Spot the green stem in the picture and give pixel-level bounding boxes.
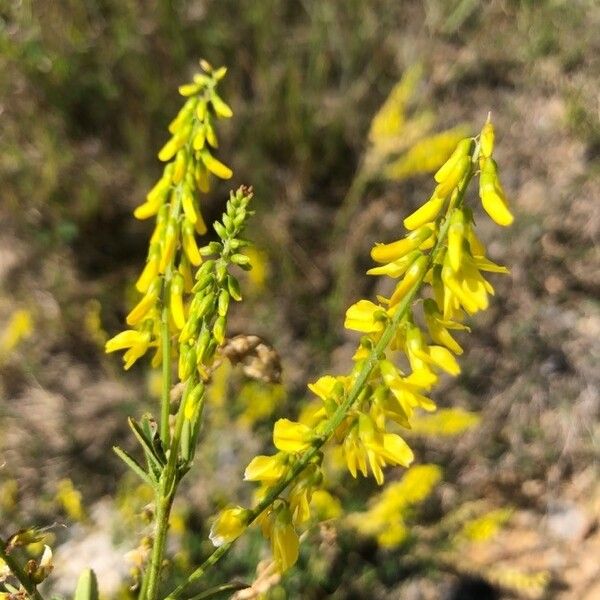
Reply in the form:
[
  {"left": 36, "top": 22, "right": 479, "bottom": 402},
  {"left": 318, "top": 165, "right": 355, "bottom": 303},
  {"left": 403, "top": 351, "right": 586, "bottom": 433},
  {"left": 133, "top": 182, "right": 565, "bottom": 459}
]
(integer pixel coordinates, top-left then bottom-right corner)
[
  {"left": 145, "top": 481, "right": 175, "bottom": 600},
  {"left": 0, "top": 537, "right": 45, "bottom": 600},
  {"left": 165, "top": 189, "right": 463, "bottom": 600}
]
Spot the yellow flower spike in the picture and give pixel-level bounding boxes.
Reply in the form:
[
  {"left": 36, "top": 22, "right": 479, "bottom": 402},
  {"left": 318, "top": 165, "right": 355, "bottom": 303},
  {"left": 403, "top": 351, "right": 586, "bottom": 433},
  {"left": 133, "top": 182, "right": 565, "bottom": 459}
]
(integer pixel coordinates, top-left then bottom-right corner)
[
  {"left": 434, "top": 137, "right": 473, "bottom": 183},
  {"left": 403, "top": 193, "right": 445, "bottom": 231},
  {"left": 387, "top": 254, "right": 428, "bottom": 307},
  {"left": 423, "top": 299, "right": 463, "bottom": 355},
  {"left": 273, "top": 419, "right": 313, "bottom": 453},
  {"left": 126, "top": 281, "right": 160, "bottom": 326},
  {"left": 479, "top": 158, "right": 514, "bottom": 226},
  {"left": 244, "top": 454, "right": 288, "bottom": 483},
  {"left": 209, "top": 506, "right": 249, "bottom": 547},
  {"left": 200, "top": 150, "right": 233, "bottom": 180},
  {"left": 172, "top": 149, "right": 188, "bottom": 184},
  {"left": 271, "top": 507, "right": 299, "bottom": 572},
  {"left": 480, "top": 119, "right": 495, "bottom": 159},
  {"left": 170, "top": 273, "right": 186, "bottom": 330},
  {"left": 135, "top": 252, "right": 160, "bottom": 294},
  {"left": 447, "top": 208, "right": 466, "bottom": 271},
  {"left": 371, "top": 226, "right": 433, "bottom": 264},
  {"left": 181, "top": 185, "right": 198, "bottom": 224},
  {"left": 344, "top": 299, "right": 386, "bottom": 333}
]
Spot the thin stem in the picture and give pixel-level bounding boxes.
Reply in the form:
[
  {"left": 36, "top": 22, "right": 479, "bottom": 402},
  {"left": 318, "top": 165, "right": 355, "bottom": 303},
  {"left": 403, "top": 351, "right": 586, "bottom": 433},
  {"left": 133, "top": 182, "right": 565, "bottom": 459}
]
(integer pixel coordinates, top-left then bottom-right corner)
[
  {"left": 145, "top": 481, "right": 175, "bottom": 600},
  {"left": 145, "top": 282, "right": 176, "bottom": 600},
  {"left": 165, "top": 190, "right": 462, "bottom": 600},
  {"left": 0, "top": 537, "right": 45, "bottom": 600}
]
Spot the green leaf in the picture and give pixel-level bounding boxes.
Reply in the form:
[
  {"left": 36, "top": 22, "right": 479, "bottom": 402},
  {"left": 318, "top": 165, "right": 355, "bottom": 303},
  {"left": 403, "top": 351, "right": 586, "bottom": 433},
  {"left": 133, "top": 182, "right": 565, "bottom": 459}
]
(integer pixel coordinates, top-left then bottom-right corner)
[
  {"left": 113, "top": 446, "right": 155, "bottom": 487},
  {"left": 128, "top": 417, "right": 165, "bottom": 471},
  {"left": 74, "top": 568, "right": 99, "bottom": 600}
]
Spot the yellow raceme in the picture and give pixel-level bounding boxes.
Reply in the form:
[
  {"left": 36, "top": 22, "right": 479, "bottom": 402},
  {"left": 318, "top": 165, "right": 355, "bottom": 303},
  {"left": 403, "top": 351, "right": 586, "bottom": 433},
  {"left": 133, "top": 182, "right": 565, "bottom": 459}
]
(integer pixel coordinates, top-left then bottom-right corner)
[
  {"left": 105, "top": 62, "right": 234, "bottom": 370},
  {"left": 216, "top": 118, "right": 512, "bottom": 575}
]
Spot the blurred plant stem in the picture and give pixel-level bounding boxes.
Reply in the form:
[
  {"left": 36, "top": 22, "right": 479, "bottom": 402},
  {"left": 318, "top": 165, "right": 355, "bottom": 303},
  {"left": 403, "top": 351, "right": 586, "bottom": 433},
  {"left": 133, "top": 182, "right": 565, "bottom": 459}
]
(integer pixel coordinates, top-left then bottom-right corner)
[{"left": 0, "top": 537, "right": 45, "bottom": 600}]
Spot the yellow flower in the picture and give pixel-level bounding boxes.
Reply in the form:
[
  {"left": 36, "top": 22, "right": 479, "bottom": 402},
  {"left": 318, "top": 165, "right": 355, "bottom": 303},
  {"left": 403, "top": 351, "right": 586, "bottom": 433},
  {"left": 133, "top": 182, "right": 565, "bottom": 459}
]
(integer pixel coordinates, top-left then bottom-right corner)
[
  {"left": 105, "top": 330, "right": 152, "bottom": 370},
  {"left": 403, "top": 193, "right": 446, "bottom": 231},
  {"left": 441, "top": 257, "right": 492, "bottom": 317},
  {"left": 344, "top": 415, "right": 414, "bottom": 485},
  {"left": 126, "top": 280, "right": 160, "bottom": 326},
  {"left": 0, "top": 308, "right": 33, "bottom": 356},
  {"left": 271, "top": 507, "right": 299, "bottom": 572},
  {"left": 273, "top": 419, "right": 313, "bottom": 453},
  {"left": 366, "top": 249, "right": 422, "bottom": 278},
  {"left": 310, "top": 490, "right": 342, "bottom": 520},
  {"left": 244, "top": 454, "right": 288, "bottom": 483},
  {"left": 209, "top": 506, "right": 248, "bottom": 547},
  {"left": 344, "top": 300, "right": 386, "bottom": 333},
  {"left": 370, "top": 226, "right": 433, "bottom": 264},
  {"left": 479, "top": 158, "right": 513, "bottom": 226},
  {"left": 379, "top": 359, "right": 436, "bottom": 418},
  {"left": 447, "top": 208, "right": 466, "bottom": 271},
  {"left": 480, "top": 119, "right": 495, "bottom": 158},
  {"left": 170, "top": 273, "right": 186, "bottom": 330},
  {"left": 423, "top": 299, "right": 465, "bottom": 355},
  {"left": 386, "top": 255, "right": 428, "bottom": 307},
  {"left": 200, "top": 149, "right": 233, "bottom": 179}
]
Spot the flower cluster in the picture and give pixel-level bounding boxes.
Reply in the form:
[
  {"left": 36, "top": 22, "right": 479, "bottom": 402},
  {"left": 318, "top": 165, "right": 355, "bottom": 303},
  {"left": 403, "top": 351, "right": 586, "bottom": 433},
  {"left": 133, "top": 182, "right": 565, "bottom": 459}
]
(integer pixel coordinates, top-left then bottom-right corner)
[
  {"left": 105, "top": 60, "right": 234, "bottom": 370},
  {"left": 210, "top": 118, "right": 513, "bottom": 573},
  {"left": 176, "top": 187, "right": 254, "bottom": 464}
]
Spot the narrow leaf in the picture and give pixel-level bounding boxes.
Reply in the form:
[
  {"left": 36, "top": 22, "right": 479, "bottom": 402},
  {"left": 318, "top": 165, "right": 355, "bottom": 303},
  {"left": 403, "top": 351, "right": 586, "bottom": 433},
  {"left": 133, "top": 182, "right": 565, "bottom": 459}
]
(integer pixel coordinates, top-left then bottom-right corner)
[
  {"left": 128, "top": 417, "right": 165, "bottom": 470},
  {"left": 113, "top": 446, "right": 155, "bottom": 487},
  {"left": 74, "top": 568, "right": 99, "bottom": 600}
]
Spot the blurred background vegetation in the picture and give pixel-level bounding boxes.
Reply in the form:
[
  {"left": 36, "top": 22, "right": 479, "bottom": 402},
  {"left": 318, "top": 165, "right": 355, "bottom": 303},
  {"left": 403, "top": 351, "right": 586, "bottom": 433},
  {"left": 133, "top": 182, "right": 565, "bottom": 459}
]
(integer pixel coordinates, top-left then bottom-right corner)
[{"left": 1, "top": 1, "right": 599, "bottom": 598}]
